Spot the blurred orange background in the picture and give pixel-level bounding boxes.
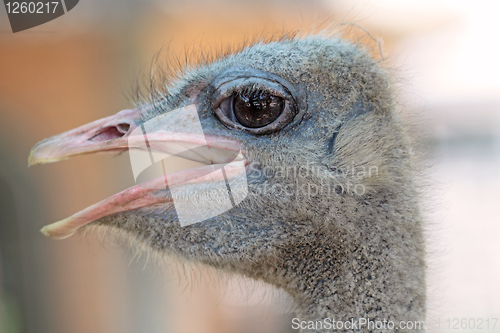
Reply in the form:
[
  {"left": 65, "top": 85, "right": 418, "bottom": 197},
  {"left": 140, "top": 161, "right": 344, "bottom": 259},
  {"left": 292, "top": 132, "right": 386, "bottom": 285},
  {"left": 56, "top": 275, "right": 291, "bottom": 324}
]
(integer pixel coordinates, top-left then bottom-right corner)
[{"left": 1, "top": 1, "right": 499, "bottom": 333}]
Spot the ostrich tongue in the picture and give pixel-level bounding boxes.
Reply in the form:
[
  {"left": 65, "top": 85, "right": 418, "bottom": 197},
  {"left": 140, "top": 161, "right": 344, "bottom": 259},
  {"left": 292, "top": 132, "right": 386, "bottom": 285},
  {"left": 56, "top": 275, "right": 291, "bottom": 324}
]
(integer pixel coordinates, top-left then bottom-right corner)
[{"left": 29, "top": 104, "right": 246, "bottom": 239}]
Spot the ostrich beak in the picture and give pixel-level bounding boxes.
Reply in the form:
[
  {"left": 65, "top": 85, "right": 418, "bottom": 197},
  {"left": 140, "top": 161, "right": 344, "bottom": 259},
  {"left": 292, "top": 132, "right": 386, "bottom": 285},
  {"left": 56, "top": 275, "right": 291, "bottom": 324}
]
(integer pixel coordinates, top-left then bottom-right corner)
[
  {"left": 28, "top": 108, "right": 141, "bottom": 165},
  {"left": 29, "top": 105, "right": 247, "bottom": 239}
]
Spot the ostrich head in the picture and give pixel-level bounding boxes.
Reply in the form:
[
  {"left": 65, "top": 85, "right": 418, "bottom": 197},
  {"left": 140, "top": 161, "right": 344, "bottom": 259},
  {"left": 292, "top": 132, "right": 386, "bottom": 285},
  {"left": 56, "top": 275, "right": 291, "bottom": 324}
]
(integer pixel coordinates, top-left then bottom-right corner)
[{"left": 29, "top": 36, "right": 426, "bottom": 331}]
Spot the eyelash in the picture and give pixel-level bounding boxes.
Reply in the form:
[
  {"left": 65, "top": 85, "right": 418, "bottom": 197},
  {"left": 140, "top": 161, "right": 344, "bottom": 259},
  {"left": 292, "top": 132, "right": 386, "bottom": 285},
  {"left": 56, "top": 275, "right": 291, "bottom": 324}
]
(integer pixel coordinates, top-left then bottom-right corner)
[
  {"left": 215, "top": 84, "right": 287, "bottom": 105},
  {"left": 236, "top": 85, "right": 270, "bottom": 98}
]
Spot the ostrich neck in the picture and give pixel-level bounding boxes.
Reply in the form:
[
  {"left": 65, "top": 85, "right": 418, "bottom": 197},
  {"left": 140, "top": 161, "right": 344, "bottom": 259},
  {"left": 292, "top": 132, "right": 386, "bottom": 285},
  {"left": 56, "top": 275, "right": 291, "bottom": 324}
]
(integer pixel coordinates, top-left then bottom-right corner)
[{"left": 249, "top": 207, "right": 426, "bottom": 332}]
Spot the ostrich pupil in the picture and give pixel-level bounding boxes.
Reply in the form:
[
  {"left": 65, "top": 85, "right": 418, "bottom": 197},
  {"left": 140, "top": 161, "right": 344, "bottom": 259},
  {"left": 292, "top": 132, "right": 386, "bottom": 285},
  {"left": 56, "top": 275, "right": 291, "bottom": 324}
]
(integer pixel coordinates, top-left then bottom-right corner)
[{"left": 233, "top": 91, "right": 284, "bottom": 128}]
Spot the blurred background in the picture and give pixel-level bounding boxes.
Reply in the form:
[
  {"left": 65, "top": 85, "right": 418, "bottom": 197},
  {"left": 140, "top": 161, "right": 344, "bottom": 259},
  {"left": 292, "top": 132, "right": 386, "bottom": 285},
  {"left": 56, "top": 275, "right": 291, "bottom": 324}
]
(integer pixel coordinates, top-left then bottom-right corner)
[{"left": 1, "top": 0, "right": 499, "bottom": 332}]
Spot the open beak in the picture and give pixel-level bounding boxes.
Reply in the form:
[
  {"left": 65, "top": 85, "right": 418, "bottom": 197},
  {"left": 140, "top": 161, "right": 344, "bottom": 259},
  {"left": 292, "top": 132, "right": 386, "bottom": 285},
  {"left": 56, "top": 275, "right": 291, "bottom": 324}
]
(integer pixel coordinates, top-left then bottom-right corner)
[{"left": 29, "top": 105, "right": 247, "bottom": 239}]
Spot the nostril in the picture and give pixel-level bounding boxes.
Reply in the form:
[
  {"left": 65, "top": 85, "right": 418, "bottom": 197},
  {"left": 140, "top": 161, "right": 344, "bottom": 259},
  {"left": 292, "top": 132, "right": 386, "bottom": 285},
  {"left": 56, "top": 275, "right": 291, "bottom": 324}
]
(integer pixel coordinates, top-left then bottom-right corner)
[
  {"left": 116, "top": 123, "right": 130, "bottom": 134},
  {"left": 89, "top": 124, "right": 130, "bottom": 142}
]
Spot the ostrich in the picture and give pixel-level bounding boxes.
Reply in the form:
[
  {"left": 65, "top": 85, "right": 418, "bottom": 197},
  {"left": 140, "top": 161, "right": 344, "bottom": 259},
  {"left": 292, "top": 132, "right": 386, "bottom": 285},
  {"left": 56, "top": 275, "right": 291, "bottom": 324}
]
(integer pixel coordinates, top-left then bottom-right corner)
[{"left": 29, "top": 35, "right": 426, "bottom": 332}]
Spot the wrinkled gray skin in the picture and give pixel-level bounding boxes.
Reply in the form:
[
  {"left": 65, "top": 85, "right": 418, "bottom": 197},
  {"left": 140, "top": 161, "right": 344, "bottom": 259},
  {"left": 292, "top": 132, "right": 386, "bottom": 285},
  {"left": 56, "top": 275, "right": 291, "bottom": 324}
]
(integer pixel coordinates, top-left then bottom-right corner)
[{"left": 96, "top": 36, "right": 426, "bottom": 332}]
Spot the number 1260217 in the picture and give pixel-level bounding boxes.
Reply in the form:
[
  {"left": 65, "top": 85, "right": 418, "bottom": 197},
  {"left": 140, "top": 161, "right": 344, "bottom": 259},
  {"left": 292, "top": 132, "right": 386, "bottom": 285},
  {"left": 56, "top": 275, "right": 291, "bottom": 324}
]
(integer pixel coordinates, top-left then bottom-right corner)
[{"left": 5, "top": 2, "right": 59, "bottom": 14}]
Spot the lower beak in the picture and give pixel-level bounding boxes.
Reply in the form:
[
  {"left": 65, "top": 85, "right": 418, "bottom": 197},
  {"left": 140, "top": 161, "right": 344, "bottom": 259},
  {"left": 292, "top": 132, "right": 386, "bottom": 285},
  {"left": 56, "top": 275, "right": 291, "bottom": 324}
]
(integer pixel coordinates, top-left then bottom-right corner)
[{"left": 29, "top": 105, "right": 246, "bottom": 239}]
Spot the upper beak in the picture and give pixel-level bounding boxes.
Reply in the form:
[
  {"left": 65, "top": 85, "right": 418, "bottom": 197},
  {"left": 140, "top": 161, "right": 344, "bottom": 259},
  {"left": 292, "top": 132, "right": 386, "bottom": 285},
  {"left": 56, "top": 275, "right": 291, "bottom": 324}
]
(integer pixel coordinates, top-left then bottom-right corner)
[
  {"left": 28, "top": 108, "right": 141, "bottom": 166},
  {"left": 29, "top": 104, "right": 246, "bottom": 239}
]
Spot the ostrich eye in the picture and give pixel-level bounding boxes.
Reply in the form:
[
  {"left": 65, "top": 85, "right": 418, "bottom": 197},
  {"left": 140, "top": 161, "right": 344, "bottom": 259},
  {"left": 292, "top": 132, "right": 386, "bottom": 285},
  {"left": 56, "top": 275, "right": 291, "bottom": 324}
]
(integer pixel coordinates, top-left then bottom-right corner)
[
  {"left": 214, "top": 81, "right": 298, "bottom": 135},
  {"left": 233, "top": 91, "right": 285, "bottom": 128}
]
